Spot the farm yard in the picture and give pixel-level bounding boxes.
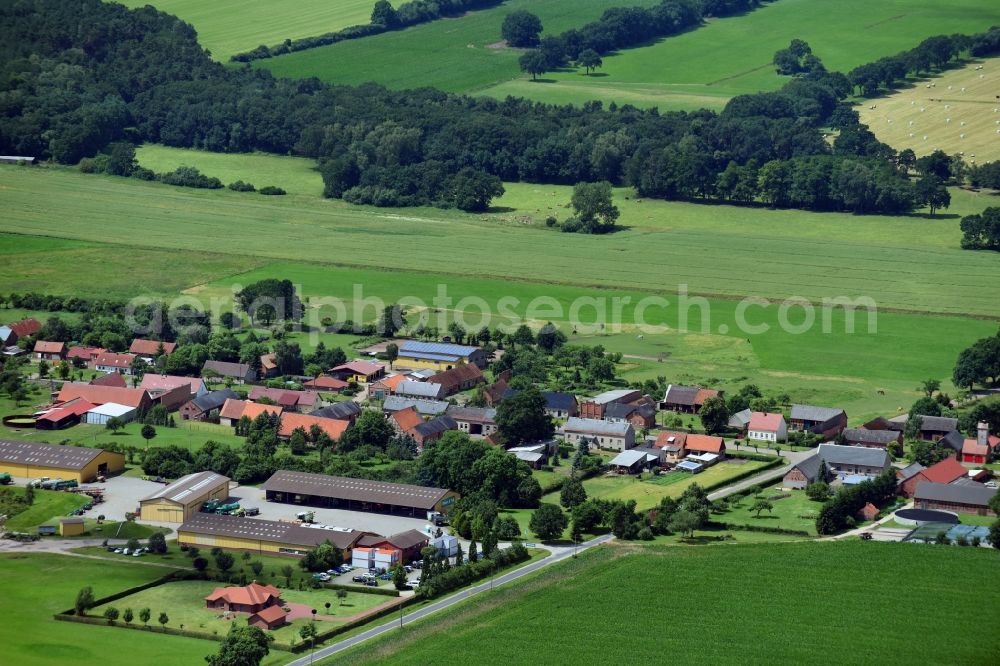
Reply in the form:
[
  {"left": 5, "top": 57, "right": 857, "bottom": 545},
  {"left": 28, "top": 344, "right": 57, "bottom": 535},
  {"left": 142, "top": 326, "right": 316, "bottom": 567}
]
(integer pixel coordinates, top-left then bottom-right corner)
[
  {"left": 117, "top": 0, "right": 376, "bottom": 62},
  {"left": 331, "top": 541, "right": 1000, "bottom": 665},
  {"left": 859, "top": 57, "right": 1000, "bottom": 164}
]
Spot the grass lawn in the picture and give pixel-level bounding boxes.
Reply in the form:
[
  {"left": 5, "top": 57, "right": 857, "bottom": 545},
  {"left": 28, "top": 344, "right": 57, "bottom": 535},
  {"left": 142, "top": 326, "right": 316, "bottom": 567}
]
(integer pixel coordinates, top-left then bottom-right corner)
[
  {"left": 11, "top": 419, "right": 246, "bottom": 453},
  {"left": 715, "top": 484, "right": 823, "bottom": 535},
  {"left": 480, "top": 0, "right": 1000, "bottom": 110},
  {"left": 330, "top": 540, "right": 1000, "bottom": 665},
  {"left": 39, "top": 518, "right": 172, "bottom": 540},
  {"left": 1, "top": 486, "right": 88, "bottom": 531},
  {"left": 135, "top": 144, "right": 325, "bottom": 198},
  {"left": 257, "top": 0, "right": 660, "bottom": 92},
  {"left": 0, "top": 553, "right": 291, "bottom": 666},
  {"left": 117, "top": 0, "right": 376, "bottom": 61},
  {"left": 858, "top": 56, "right": 1000, "bottom": 165}
]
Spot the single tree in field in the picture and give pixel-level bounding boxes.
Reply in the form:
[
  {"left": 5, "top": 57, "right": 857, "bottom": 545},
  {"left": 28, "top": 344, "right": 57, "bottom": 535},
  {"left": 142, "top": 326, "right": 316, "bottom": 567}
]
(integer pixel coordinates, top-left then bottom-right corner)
[
  {"left": 529, "top": 503, "right": 568, "bottom": 541},
  {"left": 385, "top": 343, "right": 398, "bottom": 369},
  {"left": 920, "top": 378, "right": 941, "bottom": 397},
  {"left": 141, "top": 424, "right": 157, "bottom": 443},
  {"left": 139, "top": 607, "right": 151, "bottom": 626},
  {"left": 519, "top": 50, "right": 548, "bottom": 81},
  {"left": 105, "top": 416, "right": 125, "bottom": 434},
  {"left": 336, "top": 589, "right": 348, "bottom": 606},
  {"left": 570, "top": 181, "right": 619, "bottom": 233},
  {"left": 577, "top": 49, "right": 602, "bottom": 75},
  {"left": 158, "top": 612, "right": 169, "bottom": 629},
  {"left": 103, "top": 606, "right": 120, "bottom": 625},
  {"left": 75, "top": 586, "right": 96, "bottom": 616},
  {"left": 502, "top": 10, "right": 542, "bottom": 47},
  {"left": 751, "top": 499, "right": 774, "bottom": 517},
  {"left": 281, "top": 564, "right": 294, "bottom": 587},
  {"left": 123, "top": 607, "right": 134, "bottom": 625}
]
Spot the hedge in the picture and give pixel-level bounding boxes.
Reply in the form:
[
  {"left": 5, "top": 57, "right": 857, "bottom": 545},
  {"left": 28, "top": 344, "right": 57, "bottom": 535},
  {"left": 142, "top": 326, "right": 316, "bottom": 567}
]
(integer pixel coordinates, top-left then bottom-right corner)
[
  {"left": 55, "top": 613, "right": 224, "bottom": 643},
  {"left": 700, "top": 458, "right": 784, "bottom": 493},
  {"left": 322, "top": 582, "right": 398, "bottom": 597},
  {"left": 709, "top": 520, "right": 810, "bottom": 537},
  {"left": 727, "top": 450, "right": 782, "bottom": 462}
]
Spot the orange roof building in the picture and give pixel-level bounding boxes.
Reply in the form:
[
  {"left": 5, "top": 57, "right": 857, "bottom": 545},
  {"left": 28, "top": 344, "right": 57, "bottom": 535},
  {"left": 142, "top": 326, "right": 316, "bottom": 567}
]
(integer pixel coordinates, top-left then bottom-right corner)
[
  {"left": 205, "top": 582, "right": 281, "bottom": 613},
  {"left": 129, "top": 339, "right": 177, "bottom": 356},
  {"left": 391, "top": 406, "right": 423, "bottom": 434},
  {"left": 303, "top": 375, "right": 349, "bottom": 392},
  {"left": 56, "top": 384, "right": 151, "bottom": 409},
  {"left": 278, "top": 413, "right": 348, "bottom": 441}
]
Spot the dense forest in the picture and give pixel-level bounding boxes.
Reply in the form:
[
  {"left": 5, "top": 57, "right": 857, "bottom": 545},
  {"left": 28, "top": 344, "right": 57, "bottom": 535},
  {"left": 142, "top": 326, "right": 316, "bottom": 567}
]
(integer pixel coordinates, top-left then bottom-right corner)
[{"left": 1, "top": 1, "right": 998, "bottom": 215}]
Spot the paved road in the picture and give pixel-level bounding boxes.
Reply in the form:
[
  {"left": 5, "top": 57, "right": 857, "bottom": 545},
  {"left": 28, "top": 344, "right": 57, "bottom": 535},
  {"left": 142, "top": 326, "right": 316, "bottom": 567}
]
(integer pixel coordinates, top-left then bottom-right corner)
[
  {"left": 285, "top": 533, "right": 614, "bottom": 666},
  {"left": 707, "top": 447, "right": 816, "bottom": 502}
]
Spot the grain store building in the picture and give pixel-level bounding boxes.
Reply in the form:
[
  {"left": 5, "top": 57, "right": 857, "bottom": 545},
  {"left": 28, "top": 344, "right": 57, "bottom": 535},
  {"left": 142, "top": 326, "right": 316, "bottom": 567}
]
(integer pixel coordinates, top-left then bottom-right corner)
[
  {"left": 0, "top": 439, "right": 124, "bottom": 483},
  {"left": 263, "top": 470, "right": 459, "bottom": 516},
  {"left": 177, "top": 512, "right": 367, "bottom": 556},
  {"left": 139, "top": 471, "right": 231, "bottom": 523}
]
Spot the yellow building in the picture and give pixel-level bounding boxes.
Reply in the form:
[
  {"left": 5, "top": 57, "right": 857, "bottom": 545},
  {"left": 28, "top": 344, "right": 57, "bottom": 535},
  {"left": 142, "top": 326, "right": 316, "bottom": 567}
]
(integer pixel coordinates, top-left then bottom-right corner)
[
  {"left": 396, "top": 341, "right": 486, "bottom": 372},
  {"left": 177, "top": 513, "right": 366, "bottom": 556},
  {"left": 139, "top": 471, "right": 231, "bottom": 523},
  {"left": 0, "top": 439, "right": 124, "bottom": 483},
  {"left": 59, "top": 518, "right": 86, "bottom": 536}
]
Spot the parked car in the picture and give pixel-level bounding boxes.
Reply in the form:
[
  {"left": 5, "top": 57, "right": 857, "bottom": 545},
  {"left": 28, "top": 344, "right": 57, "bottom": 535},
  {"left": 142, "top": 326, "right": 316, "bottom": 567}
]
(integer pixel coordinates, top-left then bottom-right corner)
[
  {"left": 114, "top": 548, "right": 123, "bottom": 554},
  {"left": 122, "top": 548, "right": 130, "bottom": 555},
  {"left": 132, "top": 551, "right": 143, "bottom": 557},
  {"left": 860, "top": 532, "right": 873, "bottom": 541},
  {"left": 365, "top": 580, "right": 378, "bottom": 587},
  {"left": 352, "top": 575, "right": 368, "bottom": 583}
]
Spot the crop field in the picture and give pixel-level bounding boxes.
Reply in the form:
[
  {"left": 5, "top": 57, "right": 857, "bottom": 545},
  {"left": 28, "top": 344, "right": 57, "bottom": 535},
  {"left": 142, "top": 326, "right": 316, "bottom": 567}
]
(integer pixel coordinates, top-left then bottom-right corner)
[
  {"left": 135, "top": 144, "right": 325, "bottom": 198},
  {"left": 333, "top": 540, "right": 1000, "bottom": 665},
  {"left": 859, "top": 57, "right": 1000, "bottom": 164},
  {"left": 0, "top": 554, "right": 293, "bottom": 666},
  {"left": 257, "top": 0, "right": 660, "bottom": 92},
  {"left": 117, "top": 0, "right": 375, "bottom": 61},
  {"left": 255, "top": 0, "right": 1000, "bottom": 111}
]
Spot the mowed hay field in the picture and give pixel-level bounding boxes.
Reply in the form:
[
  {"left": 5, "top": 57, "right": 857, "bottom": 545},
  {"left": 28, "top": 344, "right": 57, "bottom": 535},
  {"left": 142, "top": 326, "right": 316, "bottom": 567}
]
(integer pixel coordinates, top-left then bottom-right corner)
[
  {"left": 117, "top": 0, "right": 375, "bottom": 61},
  {"left": 859, "top": 57, "right": 1000, "bottom": 164},
  {"left": 257, "top": 0, "right": 661, "bottom": 92},
  {"left": 334, "top": 541, "right": 1000, "bottom": 665},
  {"left": 135, "top": 144, "right": 325, "bottom": 197}
]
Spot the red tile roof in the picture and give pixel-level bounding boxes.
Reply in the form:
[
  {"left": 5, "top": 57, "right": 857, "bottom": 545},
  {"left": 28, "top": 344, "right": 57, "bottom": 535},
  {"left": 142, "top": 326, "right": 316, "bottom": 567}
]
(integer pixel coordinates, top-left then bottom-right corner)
[
  {"left": 962, "top": 436, "right": 999, "bottom": 458},
  {"left": 331, "top": 360, "right": 384, "bottom": 376},
  {"left": 37, "top": 399, "right": 96, "bottom": 423},
  {"left": 57, "top": 384, "right": 149, "bottom": 408},
  {"left": 219, "top": 399, "right": 248, "bottom": 421},
  {"left": 250, "top": 604, "right": 287, "bottom": 625},
  {"left": 278, "top": 413, "right": 348, "bottom": 441},
  {"left": 205, "top": 582, "right": 280, "bottom": 606},
  {"left": 919, "top": 457, "right": 968, "bottom": 484},
  {"left": 749, "top": 412, "right": 784, "bottom": 432},
  {"left": 90, "top": 372, "right": 127, "bottom": 388},
  {"left": 130, "top": 339, "right": 177, "bottom": 356},
  {"left": 373, "top": 374, "right": 407, "bottom": 392},
  {"left": 94, "top": 352, "right": 136, "bottom": 369},
  {"left": 241, "top": 402, "right": 283, "bottom": 421},
  {"left": 685, "top": 434, "right": 725, "bottom": 454},
  {"left": 303, "top": 375, "right": 349, "bottom": 391},
  {"left": 391, "top": 406, "right": 423, "bottom": 433},
  {"left": 654, "top": 431, "right": 688, "bottom": 449},
  {"left": 67, "top": 346, "right": 104, "bottom": 360},
  {"left": 248, "top": 386, "right": 319, "bottom": 408},
  {"left": 9, "top": 318, "right": 41, "bottom": 338},
  {"left": 139, "top": 374, "right": 205, "bottom": 395},
  {"left": 33, "top": 341, "right": 65, "bottom": 354},
  {"left": 427, "top": 364, "right": 484, "bottom": 390},
  {"left": 694, "top": 388, "right": 720, "bottom": 405},
  {"left": 260, "top": 353, "right": 277, "bottom": 371}
]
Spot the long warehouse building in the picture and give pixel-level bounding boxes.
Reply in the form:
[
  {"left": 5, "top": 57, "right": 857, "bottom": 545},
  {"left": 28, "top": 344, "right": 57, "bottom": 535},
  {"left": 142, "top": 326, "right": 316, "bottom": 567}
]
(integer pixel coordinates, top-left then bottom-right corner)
[
  {"left": 139, "top": 471, "right": 231, "bottom": 523},
  {"left": 0, "top": 439, "right": 124, "bottom": 483},
  {"left": 177, "top": 513, "right": 368, "bottom": 556},
  {"left": 263, "top": 470, "right": 458, "bottom": 516}
]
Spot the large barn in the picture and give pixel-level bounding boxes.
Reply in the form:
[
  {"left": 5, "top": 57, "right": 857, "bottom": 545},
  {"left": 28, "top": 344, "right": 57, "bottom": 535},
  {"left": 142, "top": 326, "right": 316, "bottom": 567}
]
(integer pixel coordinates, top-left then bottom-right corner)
[
  {"left": 262, "top": 470, "right": 458, "bottom": 516},
  {"left": 139, "top": 471, "right": 231, "bottom": 523},
  {"left": 0, "top": 439, "right": 124, "bottom": 482},
  {"left": 177, "top": 512, "right": 367, "bottom": 556}
]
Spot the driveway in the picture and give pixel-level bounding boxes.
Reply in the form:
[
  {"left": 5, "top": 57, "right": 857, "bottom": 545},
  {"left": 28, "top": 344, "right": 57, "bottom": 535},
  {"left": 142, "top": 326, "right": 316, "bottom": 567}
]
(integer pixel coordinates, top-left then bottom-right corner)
[{"left": 707, "top": 447, "right": 817, "bottom": 501}]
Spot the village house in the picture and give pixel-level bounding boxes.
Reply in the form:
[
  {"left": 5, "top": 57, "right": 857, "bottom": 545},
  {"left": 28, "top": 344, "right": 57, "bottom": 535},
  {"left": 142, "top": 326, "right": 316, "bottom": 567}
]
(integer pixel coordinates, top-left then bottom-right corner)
[
  {"left": 248, "top": 386, "right": 321, "bottom": 412},
  {"left": 938, "top": 430, "right": 966, "bottom": 456},
  {"left": 446, "top": 406, "right": 497, "bottom": 437},
  {"left": 93, "top": 351, "right": 138, "bottom": 375},
  {"left": 396, "top": 340, "right": 487, "bottom": 371},
  {"left": 205, "top": 582, "right": 281, "bottom": 614},
  {"left": 727, "top": 408, "right": 752, "bottom": 433},
  {"left": 502, "top": 388, "right": 578, "bottom": 419},
  {"left": 426, "top": 363, "right": 484, "bottom": 397},
  {"left": 659, "top": 384, "right": 721, "bottom": 413},
  {"left": 394, "top": 380, "right": 446, "bottom": 401},
  {"left": 309, "top": 401, "right": 362, "bottom": 423},
  {"left": 382, "top": 396, "right": 449, "bottom": 418},
  {"left": 302, "top": 375, "right": 349, "bottom": 393},
  {"left": 277, "top": 413, "right": 349, "bottom": 442},
  {"left": 129, "top": 338, "right": 176, "bottom": 358},
  {"left": 90, "top": 372, "right": 127, "bottom": 388},
  {"left": 356, "top": 529, "right": 430, "bottom": 563},
  {"left": 608, "top": 447, "right": 662, "bottom": 474},
  {"left": 789, "top": 404, "right": 847, "bottom": 438},
  {"left": 0, "top": 318, "right": 41, "bottom": 346},
  {"left": 33, "top": 340, "right": 65, "bottom": 361},
  {"left": 842, "top": 427, "right": 902, "bottom": 449},
  {"left": 218, "top": 399, "right": 283, "bottom": 427},
  {"left": 748, "top": 412, "right": 787, "bottom": 443},
  {"left": 66, "top": 345, "right": 104, "bottom": 365},
  {"left": 329, "top": 360, "right": 385, "bottom": 383},
  {"left": 56, "top": 383, "right": 152, "bottom": 412},
  {"left": 369, "top": 374, "right": 409, "bottom": 400},
  {"left": 895, "top": 462, "right": 926, "bottom": 491},
  {"left": 390, "top": 406, "right": 424, "bottom": 435},
  {"left": 913, "top": 482, "right": 997, "bottom": 516},
  {"left": 886, "top": 414, "right": 958, "bottom": 441},
  {"left": 140, "top": 374, "right": 208, "bottom": 400},
  {"left": 652, "top": 431, "right": 726, "bottom": 462},
  {"left": 258, "top": 353, "right": 279, "bottom": 379},
  {"left": 782, "top": 444, "right": 890, "bottom": 489},
  {"left": 961, "top": 422, "right": 998, "bottom": 464},
  {"left": 605, "top": 400, "right": 657, "bottom": 429},
  {"left": 410, "top": 415, "right": 457, "bottom": 449},
  {"left": 899, "top": 456, "right": 968, "bottom": 498},
  {"left": 562, "top": 417, "right": 635, "bottom": 451},
  {"left": 578, "top": 389, "right": 642, "bottom": 420},
  {"left": 179, "top": 388, "right": 240, "bottom": 421},
  {"left": 202, "top": 360, "right": 257, "bottom": 383}
]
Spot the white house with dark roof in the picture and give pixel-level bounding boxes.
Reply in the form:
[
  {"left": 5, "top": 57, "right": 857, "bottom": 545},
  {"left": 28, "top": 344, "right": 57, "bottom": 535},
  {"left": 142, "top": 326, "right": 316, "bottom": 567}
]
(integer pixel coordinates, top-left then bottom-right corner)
[{"left": 562, "top": 417, "right": 635, "bottom": 451}]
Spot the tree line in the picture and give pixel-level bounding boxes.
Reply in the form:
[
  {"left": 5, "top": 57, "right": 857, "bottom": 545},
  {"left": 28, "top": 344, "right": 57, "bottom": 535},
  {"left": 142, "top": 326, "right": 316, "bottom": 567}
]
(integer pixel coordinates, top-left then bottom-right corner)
[{"left": 0, "top": 0, "right": 984, "bottom": 219}]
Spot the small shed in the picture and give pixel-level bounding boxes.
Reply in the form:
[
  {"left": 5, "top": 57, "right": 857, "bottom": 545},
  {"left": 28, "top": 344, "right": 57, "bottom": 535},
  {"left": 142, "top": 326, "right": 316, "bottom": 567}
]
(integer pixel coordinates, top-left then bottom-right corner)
[
  {"left": 676, "top": 460, "right": 704, "bottom": 474},
  {"left": 687, "top": 452, "right": 720, "bottom": 467},
  {"left": 248, "top": 605, "right": 288, "bottom": 631},
  {"left": 858, "top": 502, "right": 880, "bottom": 522},
  {"left": 84, "top": 402, "right": 136, "bottom": 426},
  {"left": 431, "top": 534, "right": 459, "bottom": 557},
  {"left": 59, "top": 518, "right": 86, "bottom": 536}
]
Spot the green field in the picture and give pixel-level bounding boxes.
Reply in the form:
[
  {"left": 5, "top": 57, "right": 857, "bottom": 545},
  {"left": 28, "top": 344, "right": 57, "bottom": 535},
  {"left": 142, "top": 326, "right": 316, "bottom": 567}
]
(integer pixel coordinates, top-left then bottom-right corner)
[
  {"left": 257, "top": 0, "right": 660, "bottom": 92},
  {"left": 135, "top": 144, "right": 325, "bottom": 198},
  {"left": 334, "top": 540, "right": 1000, "bottom": 665},
  {"left": 257, "top": 0, "right": 1000, "bottom": 111},
  {"left": 3, "top": 166, "right": 999, "bottom": 423},
  {"left": 0, "top": 554, "right": 290, "bottom": 666},
  {"left": 8, "top": 419, "right": 247, "bottom": 454},
  {"left": 718, "top": 484, "right": 823, "bottom": 535},
  {"left": 2, "top": 487, "right": 88, "bottom": 532},
  {"left": 118, "top": 0, "right": 376, "bottom": 61}
]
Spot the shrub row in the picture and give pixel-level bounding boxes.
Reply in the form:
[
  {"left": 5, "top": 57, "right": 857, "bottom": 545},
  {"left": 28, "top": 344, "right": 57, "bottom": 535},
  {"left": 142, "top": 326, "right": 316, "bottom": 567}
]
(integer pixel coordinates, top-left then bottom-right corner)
[
  {"left": 708, "top": 521, "right": 810, "bottom": 537},
  {"left": 728, "top": 450, "right": 782, "bottom": 463},
  {"left": 416, "top": 542, "right": 530, "bottom": 600},
  {"left": 54, "top": 613, "right": 224, "bottom": 643}
]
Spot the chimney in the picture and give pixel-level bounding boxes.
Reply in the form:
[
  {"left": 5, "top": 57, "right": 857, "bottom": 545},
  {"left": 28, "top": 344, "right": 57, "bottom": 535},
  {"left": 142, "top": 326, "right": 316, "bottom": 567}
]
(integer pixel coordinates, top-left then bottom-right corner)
[{"left": 978, "top": 421, "right": 989, "bottom": 447}]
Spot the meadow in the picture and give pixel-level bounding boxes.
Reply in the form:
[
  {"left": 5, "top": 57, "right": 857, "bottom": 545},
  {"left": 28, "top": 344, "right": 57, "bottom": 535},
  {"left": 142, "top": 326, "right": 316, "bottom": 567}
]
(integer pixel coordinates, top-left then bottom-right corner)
[
  {"left": 257, "top": 0, "right": 660, "bottom": 92},
  {"left": 717, "top": 484, "right": 822, "bottom": 535},
  {"left": 333, "top": 540, "right": 1000, "bottom": 665},
  {"left": 0, "top": 553, "right": 292, "bottom": 666},
  {"left": 256, "top": 0, "right": 1000, "bottom": 111},
  {"left": 2, "top": 486, "right": 88, "bottom": 531},
  {"left": 117, "top": 0, "right": 376, "bottom": 61},
  {"left": 858, "top": 57, "right": 1000, "bottom": 164},
  {"left": 135, "top": 144, "right": 325, "bottom": 198}
]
